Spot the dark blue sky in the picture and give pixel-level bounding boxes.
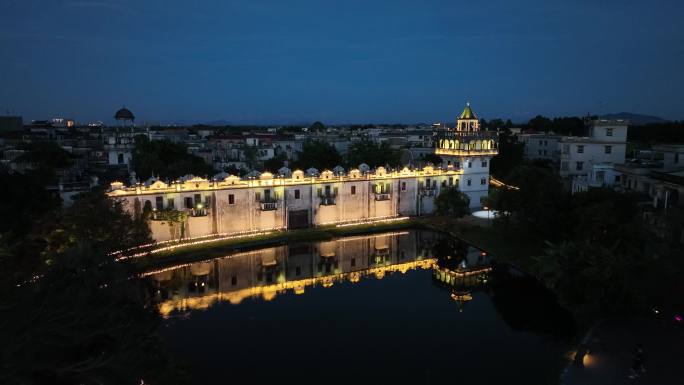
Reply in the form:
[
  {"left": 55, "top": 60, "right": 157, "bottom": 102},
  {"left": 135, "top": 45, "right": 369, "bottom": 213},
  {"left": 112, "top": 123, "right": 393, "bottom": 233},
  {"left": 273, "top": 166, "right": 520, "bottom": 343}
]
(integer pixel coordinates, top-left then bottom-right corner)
[{"left": 1, "top": 0, "right": 683, "bottom": 124}]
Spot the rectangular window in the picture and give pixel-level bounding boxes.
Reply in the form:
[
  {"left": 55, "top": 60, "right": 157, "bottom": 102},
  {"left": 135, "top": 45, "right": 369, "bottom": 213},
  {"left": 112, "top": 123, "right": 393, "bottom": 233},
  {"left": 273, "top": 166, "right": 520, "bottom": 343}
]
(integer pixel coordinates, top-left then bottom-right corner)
[
  {"left": 231, "top": 276, "right": 237, "bottom": 285},
  {"left": 194, "top": 194, "right": 201, "bottom": 206},
  {"left": 185, "top": 197, "right": 193, "bottom": 209},
  {"left": 480, "top": 178, "right": 486, "bottom": 185},
  {"left": 294, "top": 189, "right": 300, "bottom": 199},
  {"left": 167, "top": 198, "right": 175, "bottom": 209},
  {"left": 538, "top": 150, "right": 542, "bottom": 155},
  {"left": 561, "top": 161, "right": 569, "bottom": 171},
  {"left": 324, "top": 185, "right": 331, "bottom": 196},
  {"left": 351, "top": 185, "right": 356, "bottom": 195},
  {"left": 255, "top": 192, "right": 261, "bottom": 202},
  {"left": 467, "top": 179, "right": 472, "bottom": 186},
  {"left": 295, "top": 266, "right": 301, "bottom": 276},
  {"left": 481, "top": 161, "right": 487, "bottom": 167},
  {"left": 538, "top": 140, "right": 543, "bottom": 146},
  {"left": 351, "top": 258, "right": 356, "bottom": 267},
  {"left": 228, "top": 194, "right": 235, "bottom": 205},
  {"left": 606, "top": 128, "right": 613, "bottom": 137},
  {"left": 604, "top": 145, "right": 612, "bottom": 154},
  {"left": 563, "top": 145, "right": 570, "bottom": 154},
  {"left": 155, "top": 196, "right": 163, "bottom": 210},
  {"left": 448, "top": 177, "right": 453, "bottom": 186},
  {"left": 675, "top": 153, "right": 680, "bottom": 163},
  {"left": 576, "top": 161, "right": 584, "bottom": 171},
  {"left": 468, "top": 161, "right": 472, "bottom": 168},
  {"left": 577, "top": 145, "right": 584, "bottom": 154},
  {"left": 401, "top": 182, "right": 406, "bottom": 191},
  {"left": 454, "top": 179, "right": 459, "bottom": 188}
]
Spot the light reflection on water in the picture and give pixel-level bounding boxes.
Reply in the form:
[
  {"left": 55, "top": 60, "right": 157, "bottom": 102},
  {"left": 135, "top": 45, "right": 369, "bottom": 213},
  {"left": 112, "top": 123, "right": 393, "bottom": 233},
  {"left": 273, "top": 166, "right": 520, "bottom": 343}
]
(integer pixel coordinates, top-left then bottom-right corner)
[{"left": 147, "top": 230, "right": 571, "bottom": 385}]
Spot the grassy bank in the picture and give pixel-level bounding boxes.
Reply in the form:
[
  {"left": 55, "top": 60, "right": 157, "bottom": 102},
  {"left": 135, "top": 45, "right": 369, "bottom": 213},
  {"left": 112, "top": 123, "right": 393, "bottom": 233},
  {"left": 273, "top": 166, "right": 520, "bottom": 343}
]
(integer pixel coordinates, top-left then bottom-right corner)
[{"left": 418, "top": 216, "right": 545, "bottom": 271}]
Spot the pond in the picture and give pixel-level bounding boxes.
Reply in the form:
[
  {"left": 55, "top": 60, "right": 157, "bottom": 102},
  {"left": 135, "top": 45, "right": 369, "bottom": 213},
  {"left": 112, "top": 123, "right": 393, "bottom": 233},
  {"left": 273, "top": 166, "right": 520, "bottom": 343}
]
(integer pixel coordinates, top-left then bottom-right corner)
[{"left": 146, "top": 230, "right": 575, "bottom": 385}]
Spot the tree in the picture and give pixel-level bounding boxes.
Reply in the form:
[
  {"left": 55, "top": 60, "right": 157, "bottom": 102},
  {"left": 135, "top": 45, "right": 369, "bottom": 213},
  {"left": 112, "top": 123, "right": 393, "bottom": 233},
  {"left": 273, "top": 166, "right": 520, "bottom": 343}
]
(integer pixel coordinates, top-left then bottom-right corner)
[
  {"left": 346, "top": 140, "right": 401, "bottom": 169},
  {"left": 489, "top": 131, "right": 524, "bottom": 180},
  {"left": 527, "top": 115, "right": 553, "bottom": 132},
  {"left": 293, "top": 140, "right": 342, "bottom": 170},
  {"left": 533, "top": 240, "right": 646, "bottom": 315},
  {"left": 421, "top": 153, "right": 443, "bottom": 166},
  {"left": 132, "top": 136, "right": 215, "bottom": 180},
  {"left": 309, "top": 121, "right": 325, "bottom": 132},
  {"left": 47, "top": 191, "right": 152, "bottom": 256},
  {"left": 434, "top": 188, "right": 470, "bottom": 217},
  {"left": 0, "top": 245, "right": 185, "bottom": 384},
  {"left": 263, "top": 153, "right": 287, "bottom": 172},
  {"left": 490, "top": 165, "right": 571, "bottom": 241}
]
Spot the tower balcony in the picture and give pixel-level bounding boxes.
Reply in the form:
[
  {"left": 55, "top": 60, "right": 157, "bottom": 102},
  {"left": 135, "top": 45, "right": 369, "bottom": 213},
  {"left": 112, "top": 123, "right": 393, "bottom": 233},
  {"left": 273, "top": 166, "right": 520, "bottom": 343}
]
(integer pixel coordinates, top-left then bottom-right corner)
[
  {"left": 320, "top": 195, "right": 336, "bottom": 206},
  {"left": 259, "top": 198, "right": 278, "bottom": 211},
  {"left": 435, "top": 131, "right": 498, "bottom": 157},
  {"left": 374, "top": 193, "right": 391, "bottom": 201}
]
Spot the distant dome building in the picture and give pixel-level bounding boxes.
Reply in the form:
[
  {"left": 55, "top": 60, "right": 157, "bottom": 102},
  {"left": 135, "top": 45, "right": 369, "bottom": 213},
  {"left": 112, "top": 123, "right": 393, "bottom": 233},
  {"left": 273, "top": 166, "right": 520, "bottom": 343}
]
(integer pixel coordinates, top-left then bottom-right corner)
[{"left": 114, "top": 106, "right": 135, "bottom": 125}]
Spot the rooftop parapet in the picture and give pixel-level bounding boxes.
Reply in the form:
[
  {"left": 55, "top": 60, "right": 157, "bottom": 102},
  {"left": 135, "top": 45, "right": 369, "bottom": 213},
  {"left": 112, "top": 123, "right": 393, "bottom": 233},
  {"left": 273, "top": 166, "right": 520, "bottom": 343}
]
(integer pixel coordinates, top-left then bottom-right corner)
[{"left": 107, "top": 165, "right": 463, "bottom": 197}]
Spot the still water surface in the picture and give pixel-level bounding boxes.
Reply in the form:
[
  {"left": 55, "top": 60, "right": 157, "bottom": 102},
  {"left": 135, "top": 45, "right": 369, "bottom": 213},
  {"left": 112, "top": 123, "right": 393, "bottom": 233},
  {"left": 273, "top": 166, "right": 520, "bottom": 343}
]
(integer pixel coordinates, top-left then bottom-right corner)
[{"left": 147, "top": 230, "right": 573, "bottom": 384}]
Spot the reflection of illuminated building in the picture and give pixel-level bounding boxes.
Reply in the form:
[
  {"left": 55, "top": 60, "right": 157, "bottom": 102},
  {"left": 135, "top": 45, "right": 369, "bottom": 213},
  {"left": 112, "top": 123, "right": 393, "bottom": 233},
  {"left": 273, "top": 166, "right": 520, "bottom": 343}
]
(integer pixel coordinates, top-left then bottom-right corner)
[
  {"left": 433, "top": 246, "right": 492, "bottom": 312},
  {"left": 147, "top": 231, "right": 444, "bottom": 317}
]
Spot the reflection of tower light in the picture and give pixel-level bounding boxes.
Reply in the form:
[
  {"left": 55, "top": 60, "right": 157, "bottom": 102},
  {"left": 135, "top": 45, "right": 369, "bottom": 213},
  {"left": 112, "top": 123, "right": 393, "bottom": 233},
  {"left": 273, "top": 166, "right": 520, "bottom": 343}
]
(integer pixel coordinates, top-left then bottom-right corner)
[
  {"left": 451, "top": 289, "right": 473, "bottom": 313},
  {"left": 349, "top": 272, "right": 361, "bottom": 283}
]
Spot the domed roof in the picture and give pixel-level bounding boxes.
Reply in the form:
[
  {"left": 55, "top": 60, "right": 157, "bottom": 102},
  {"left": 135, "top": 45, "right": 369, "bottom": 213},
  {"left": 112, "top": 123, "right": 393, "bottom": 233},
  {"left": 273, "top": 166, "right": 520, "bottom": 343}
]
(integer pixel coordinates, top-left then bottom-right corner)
[{"left": 115, "top": 106, "right": 135, "bottom": 121}]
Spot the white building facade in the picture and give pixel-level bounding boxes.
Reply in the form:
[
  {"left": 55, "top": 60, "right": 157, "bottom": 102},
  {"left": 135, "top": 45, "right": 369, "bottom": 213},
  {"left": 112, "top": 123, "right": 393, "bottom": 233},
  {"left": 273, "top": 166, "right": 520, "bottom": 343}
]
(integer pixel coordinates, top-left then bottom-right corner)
[{"left": 559, "top": 120, "right": 628, "bottom": 178}]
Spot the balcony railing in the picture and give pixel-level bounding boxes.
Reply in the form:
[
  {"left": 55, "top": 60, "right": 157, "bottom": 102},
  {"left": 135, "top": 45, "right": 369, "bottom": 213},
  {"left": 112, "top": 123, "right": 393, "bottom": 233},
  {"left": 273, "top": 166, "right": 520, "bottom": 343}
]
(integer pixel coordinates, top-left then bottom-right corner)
[
  {"left": 374, "top": 193, "right": 391, "bottom": 201},
  {"left": 320, "top": 195, "right": 336, "bottom": 206},
  {"left": 189, "top": 207, "right": 208, "bottom": 217},
  {"left": 259, "top": 200, "right": 278, "bottom": 211}
]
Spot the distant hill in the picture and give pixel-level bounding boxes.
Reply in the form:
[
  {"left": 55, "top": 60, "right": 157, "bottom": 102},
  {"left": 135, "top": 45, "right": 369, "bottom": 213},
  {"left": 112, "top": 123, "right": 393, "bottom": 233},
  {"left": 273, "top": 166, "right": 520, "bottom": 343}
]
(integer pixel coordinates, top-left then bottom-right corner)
[{"left": 601, "top": 112, "right": 668, "bottom": 125}]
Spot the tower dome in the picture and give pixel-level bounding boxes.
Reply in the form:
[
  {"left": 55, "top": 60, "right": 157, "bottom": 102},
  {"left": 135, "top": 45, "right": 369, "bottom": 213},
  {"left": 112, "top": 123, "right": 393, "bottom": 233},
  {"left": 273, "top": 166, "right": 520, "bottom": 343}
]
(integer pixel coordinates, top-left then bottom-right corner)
[{"left": 114, "top": 106, "right": 135, "bottom": 122}]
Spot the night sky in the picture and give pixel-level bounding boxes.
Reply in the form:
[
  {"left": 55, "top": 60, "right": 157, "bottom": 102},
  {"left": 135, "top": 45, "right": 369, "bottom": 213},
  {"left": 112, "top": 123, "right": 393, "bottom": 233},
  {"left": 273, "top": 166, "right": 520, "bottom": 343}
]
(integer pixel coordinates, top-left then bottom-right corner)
[{"left": 1, "top": 0, "right": 683, "bottom": 124}]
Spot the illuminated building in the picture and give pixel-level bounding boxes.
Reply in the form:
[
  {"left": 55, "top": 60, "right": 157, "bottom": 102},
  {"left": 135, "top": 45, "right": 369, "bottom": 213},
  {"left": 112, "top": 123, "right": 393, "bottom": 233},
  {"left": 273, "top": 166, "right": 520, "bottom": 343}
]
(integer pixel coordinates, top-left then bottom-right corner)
[
  {"left": 108, "top": 103, "right": 499, "bottom": 243},
  {"left": 434, "top": 103, "right": 499, "bottom": 206}
]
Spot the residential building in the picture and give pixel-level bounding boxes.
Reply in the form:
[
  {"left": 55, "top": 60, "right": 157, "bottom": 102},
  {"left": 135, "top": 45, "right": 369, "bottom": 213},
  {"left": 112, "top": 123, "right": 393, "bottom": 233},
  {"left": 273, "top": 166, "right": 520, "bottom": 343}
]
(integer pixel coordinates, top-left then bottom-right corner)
[
  {"left": 559, "top": 119, "right": 628, "bottom": 178},
  {"left": 519, "top": 132, "right": 561, "bottom": 163}
]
